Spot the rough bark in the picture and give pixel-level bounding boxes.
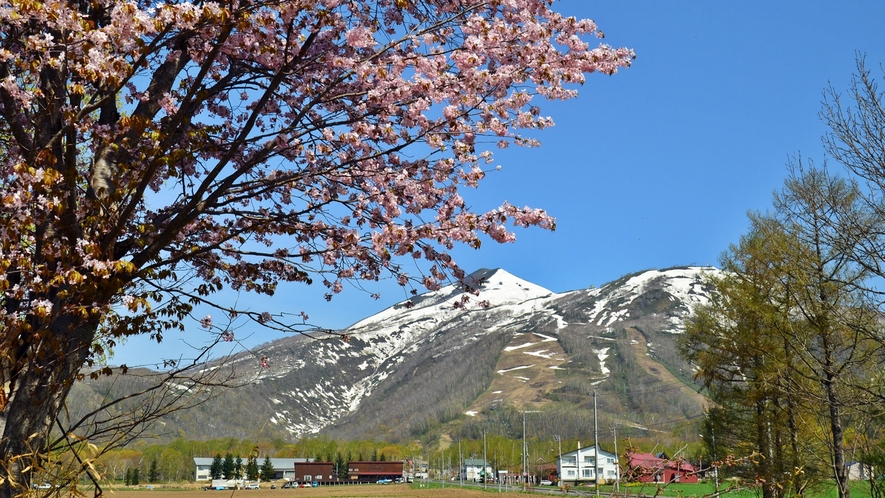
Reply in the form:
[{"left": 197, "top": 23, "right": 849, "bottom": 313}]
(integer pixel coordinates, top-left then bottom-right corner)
[{"left": 0, "top": 315, "right": 98, "bottom": 495}]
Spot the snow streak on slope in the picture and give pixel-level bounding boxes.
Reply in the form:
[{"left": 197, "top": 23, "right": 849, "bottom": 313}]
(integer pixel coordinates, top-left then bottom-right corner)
[{"left": 578, "top": 267, "right": 716, "bottom": 331}]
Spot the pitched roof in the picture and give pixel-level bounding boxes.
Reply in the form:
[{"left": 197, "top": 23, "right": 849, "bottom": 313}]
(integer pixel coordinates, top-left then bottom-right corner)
[
  {"left": 192, "top": 457, "right": 311, "bottom": 468},
  {"left": 628, "top": 453, "right": 695, "bottom": 472},
  {"left": 561, "top": 445, "right": 618, "bottom": 459}
]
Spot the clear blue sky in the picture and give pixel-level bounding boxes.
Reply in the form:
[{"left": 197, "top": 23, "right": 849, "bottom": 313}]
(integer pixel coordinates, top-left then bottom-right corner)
[{"left": 112, "top": 1, "right": 885, "bottom": 367}]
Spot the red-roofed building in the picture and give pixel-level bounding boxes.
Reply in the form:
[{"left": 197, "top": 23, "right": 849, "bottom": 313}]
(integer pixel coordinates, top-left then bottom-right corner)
[{"left": 627, "top": 453, "right": 697, "bottom": 483}]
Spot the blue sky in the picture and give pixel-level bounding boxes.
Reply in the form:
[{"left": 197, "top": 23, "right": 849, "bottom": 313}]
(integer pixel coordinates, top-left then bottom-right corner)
[{"left": 111, "top": 1, "right": 885, "bottom": 367}]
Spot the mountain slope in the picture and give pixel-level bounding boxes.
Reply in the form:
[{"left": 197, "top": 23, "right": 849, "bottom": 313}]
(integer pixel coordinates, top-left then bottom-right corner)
[{"left": 69, "top": 266, "right": 719, "bottom": 444}]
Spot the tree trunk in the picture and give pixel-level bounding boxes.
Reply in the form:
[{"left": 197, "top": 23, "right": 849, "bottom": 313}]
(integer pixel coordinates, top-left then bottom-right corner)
[
  {"left": 0, "top": 315, "right": 97, "bottom": 498},
  {"left": 756, "top": 397, "right": 777, "bottom": 498},
  {"left": 823, "top": 339, "right": 850, "bottom": 498}
]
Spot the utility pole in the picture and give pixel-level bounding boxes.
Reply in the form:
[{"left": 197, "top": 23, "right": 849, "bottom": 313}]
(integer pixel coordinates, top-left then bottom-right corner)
[
  {"left": 458, "top": 439, "right": 463, "bottom": 487},
  {"left": 700, "top": 430, "right": 719, "bottom": 492},
  {"left": 483, "top": 428, "right": 488, "bottom": 489},
  {"left": 554, "top": 435, "right": 562, "bottom": 485},
  {"left": 523, "top": 412, "right": 528, "bottom": 490},
  {"left": 522, "top": 410, "right": 541, "bottom": 490},
  {"left": 612, "top": 425, "right": 620, "bottom": 493},
  {"left": 712, "top": 430, "right": 719, "bottom": 492},
  {"left": 594, "top": 389, "right": 600, "bottom": 498},
  {"left": 496, "top": 450, "right": 500, "bottom": 493}
]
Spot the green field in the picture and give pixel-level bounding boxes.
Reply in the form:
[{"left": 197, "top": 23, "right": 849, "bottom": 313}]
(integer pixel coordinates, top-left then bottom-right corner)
[{"left": 588, "top": 480, "right": 874, "bottom": 498}]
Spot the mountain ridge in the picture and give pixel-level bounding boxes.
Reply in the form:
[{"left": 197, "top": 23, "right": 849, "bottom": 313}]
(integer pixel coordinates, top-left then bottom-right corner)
[{"left": 69, "top": 265, "right": 719, "bottom": 445}]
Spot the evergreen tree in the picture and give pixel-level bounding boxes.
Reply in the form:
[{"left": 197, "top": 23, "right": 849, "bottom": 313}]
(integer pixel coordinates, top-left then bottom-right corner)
[
  {"left": 223, "top": 453, "right": 236, "bottom": 479},
  {"left": 132, "top": 468, "right": 140, "bottom": 486},
  {"left": 335, "top": 452, "right": 347, "bottom": 480},
  {"left": 148, "top": 458, "right": 160, "bottom": 483},
  {"left": 235, "top": 457, "right": 244, "bottom": 479},
  {"left": 379, "top": 452, "right": 386, "bottom": 462},
  {"left": 210, "top": 453, "right": 224, "bottom": 479},
  {"left": 124, "top": 468, "right": 131, "bottom": 486},
  {"left": 246, "top": 457, "right": 260, "bottom": 481},
  {"left": 371, "top": 448, "right": 378, "bottom": 462},
  {"left": 260, "top": 457, "right": 275, "bottom": 482}
]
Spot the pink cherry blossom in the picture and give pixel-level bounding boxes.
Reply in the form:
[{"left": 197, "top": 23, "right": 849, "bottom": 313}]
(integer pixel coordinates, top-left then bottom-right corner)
[{"left": 0, "top": 0, "right": 632, "bottom": 484}]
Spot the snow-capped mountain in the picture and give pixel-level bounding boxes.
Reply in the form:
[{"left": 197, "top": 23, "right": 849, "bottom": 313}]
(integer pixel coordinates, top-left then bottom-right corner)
[{"left": 70, "top": 266, "right": 719, "bottom": 443}]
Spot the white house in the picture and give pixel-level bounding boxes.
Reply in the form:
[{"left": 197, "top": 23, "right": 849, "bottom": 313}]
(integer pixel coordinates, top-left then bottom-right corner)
[
  {"left": 194, "top": 458, "right": 213, "bottom": 481},
  {"left": 847, "top": 462, "right": 875, "bottom": 480},
  {"left": 461, "top": 458, "right": 493, "bottom": 482},
  {"left": 556, "top": 445, "right": 619, "bottom": 486},
  {"left": 193, "top": 457, "right": 310, "bottom": 481}
]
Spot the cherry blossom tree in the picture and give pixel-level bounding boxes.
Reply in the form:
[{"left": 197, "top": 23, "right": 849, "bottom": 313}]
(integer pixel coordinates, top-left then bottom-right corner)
[{"left": 0, "top": 0, "right": 632, "bottom": 493}]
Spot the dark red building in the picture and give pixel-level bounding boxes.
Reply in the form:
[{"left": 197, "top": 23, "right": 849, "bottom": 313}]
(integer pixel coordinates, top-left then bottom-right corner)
[
  {"left": 627, "top": 453, "right": 697, "bottom": 484},
  {"left": 292, "top": 462, "right": 335, "bottom": 484},
  {"left": 347, "top": 461, "right": 404, "bottom": 483}
]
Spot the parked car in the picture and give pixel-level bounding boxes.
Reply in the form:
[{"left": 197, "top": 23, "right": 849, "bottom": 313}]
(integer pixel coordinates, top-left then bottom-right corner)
[
  {"left": 377, "top": 478, "right": 392, "bottom": 484},
  {"left": 244, "top": 483, "right": 260, "bottom": 490},
  {"left": 281, "top": 481, "right": 294, "bottom": 489},
  {"left": 540, "top": 479, "right": 553, "bottom": 486}
]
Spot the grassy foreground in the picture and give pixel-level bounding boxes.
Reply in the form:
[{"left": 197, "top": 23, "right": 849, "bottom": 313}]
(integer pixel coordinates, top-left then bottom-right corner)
[{"left": 598, "top": 480, "right": 874, "bottom": 498}]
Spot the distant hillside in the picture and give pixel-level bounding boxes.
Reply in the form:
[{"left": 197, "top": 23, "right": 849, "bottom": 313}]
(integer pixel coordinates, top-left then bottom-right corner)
[{"left": 68, "top": 266, "right": 718, "bottom": 445}]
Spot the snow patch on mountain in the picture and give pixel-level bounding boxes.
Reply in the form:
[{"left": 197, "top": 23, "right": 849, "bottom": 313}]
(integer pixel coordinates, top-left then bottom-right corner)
[
  {"left": 350, "top": 268, "right": 557, "bottom": 331},
  {"left": 596, "top": 348, "right": 611, "bottom": 375},
  {"left": 575, "top": 267, "right": 716, "bottom": 328},
  {"left": 524, "top": 349, "right": 557, "bottom": 359},
  {"left": 504, "top": 342, "right": 535, "bottom": 352}
]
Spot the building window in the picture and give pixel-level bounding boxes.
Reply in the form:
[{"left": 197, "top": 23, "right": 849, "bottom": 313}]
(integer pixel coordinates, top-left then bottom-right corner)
[
  {"left": 566, "top": 470, "right": 576, "bottom": 477},
  {"left": 584, "top": 456, "right": 595, "bottom": 465},
  {"left": 563, "top": 456, "right": 576, "bottom": 466}
]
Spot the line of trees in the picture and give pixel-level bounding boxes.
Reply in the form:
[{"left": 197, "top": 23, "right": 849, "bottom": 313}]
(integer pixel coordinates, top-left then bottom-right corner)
[{"left": 682, "top": 58, "right": 885, "bottom": 498}]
